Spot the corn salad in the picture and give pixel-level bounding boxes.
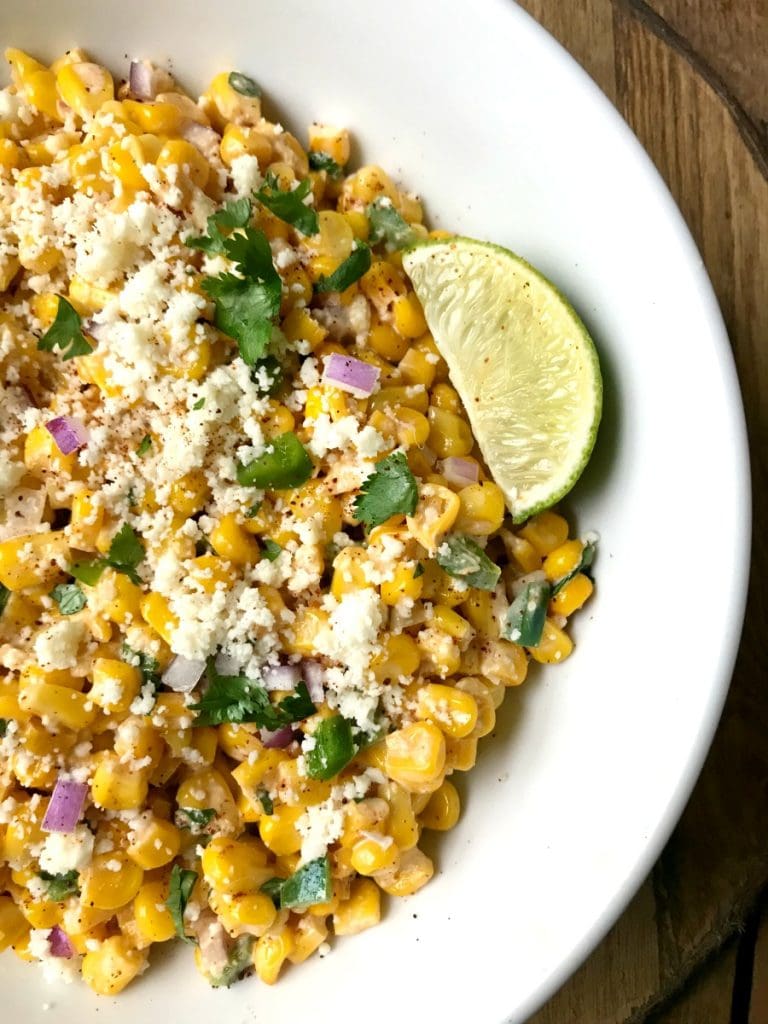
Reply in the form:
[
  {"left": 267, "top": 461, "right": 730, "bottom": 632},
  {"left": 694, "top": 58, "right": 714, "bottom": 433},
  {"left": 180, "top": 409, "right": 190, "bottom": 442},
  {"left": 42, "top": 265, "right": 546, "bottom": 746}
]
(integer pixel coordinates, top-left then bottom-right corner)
[{"left": 0, "top": 49, "right": 595, "bottom": 994}]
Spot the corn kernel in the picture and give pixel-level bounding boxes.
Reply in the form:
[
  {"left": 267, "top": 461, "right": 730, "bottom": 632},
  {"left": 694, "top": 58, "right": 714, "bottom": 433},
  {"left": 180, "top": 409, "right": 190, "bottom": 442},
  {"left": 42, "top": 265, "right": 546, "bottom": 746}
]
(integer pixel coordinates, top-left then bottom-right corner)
[
  {"left": 550, "top": 573, "right": 594, "bottom": 616},
  {"left": 385, "top": 722, "right": 446, "bottom": 793},
  {"left": 134, "top": 879, "right": 175, "bottom": 943},
  {"left": 374, "top": 847, "right": 433, "bottom": 897},
  {"left": 82, "top": 935, "right": 147, "bottom": 996},
  {"left": 529, "top": 618, "right": 574, "bottom": 664}
]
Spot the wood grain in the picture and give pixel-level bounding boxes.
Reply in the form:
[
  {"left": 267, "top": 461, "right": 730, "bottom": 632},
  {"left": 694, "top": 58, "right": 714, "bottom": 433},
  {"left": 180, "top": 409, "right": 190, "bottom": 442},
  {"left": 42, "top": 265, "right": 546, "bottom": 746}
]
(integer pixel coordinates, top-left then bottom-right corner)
[{"left": 515, "top": 0, "right": 768, "bottom": 1020}]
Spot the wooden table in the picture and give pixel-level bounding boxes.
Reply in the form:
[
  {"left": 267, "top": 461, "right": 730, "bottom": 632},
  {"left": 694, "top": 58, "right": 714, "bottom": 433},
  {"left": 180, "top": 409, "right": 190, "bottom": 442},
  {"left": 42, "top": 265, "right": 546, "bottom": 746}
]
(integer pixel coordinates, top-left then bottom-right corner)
[{"left": 513, "top": 2, "right": 767, "bottom": 1021}]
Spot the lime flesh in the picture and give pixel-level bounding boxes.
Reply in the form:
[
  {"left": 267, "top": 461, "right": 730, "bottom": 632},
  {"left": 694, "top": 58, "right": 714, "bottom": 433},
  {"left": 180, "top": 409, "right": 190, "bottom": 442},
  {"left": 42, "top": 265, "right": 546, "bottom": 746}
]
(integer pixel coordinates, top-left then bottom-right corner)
[{"left": 402, "top": 237, "right": 602, "bottom": 522}]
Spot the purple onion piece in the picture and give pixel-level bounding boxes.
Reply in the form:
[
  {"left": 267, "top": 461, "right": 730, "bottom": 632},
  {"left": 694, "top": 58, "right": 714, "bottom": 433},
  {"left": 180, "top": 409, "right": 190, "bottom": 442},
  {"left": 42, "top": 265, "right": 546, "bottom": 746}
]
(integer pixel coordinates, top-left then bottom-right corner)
[
  {"left": 259, "top": 726, "right": 295, "bottom": 749},
  {"left": 180, "top": 121, "right": 221, "bottom": 161},
  {"left": 441, "top": 456, "right": 479, "bottom": 488},
  {"left": 162, "top": 655, "right": 206, "bottom": 693},
  {"left": 44, "top": 416, "right": 89, "bottom": 456},
  {"left": 262, "top": 664, "right": 300, "bottom": 691},
  {"left": 48, "top": 925, "right": 75, "bottom": 958},
  {"left": 42, "top": 778, "right": 88, "bottom": 833},
  {"left": 302, "top": 660, "right": 325, "bottom": 704},
  {"left": 322, "top": 353, "right": 380, "bottom": 398}
]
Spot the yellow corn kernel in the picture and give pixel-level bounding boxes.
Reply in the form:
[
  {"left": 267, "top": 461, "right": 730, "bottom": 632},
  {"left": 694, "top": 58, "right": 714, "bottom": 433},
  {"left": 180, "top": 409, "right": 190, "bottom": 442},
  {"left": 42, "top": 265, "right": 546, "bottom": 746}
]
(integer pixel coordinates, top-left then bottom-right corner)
[
  {"left": 134, "top": 879, "right": 175, "bottom": 943},
  {"left": 202, "top": 836, "right": 268, "bottom": 895},
  {"left": 0, "top": 530, "right": 69, "bottom": 591},
  {"left": 430, "top": 605, "right": 472, "bottom": 642},
  {"left": 332, "top": 878, "right": 381, "bottom": 937},
  {"left": 454, "top": 481, "right": 506, "bottom": 536},
  {"left": 520, "top": 511, "right": 569, "bottom": 556},
  {"left": 91, "top": 754, "right": 150, "bottom": 811},
  {"left": 420, "top": 780, "right": 461, "bottom": 831},
  {"left": 219, "top": 123, "right": 272, "bottom": 166},
  {"left": 385, "top": 722, "right": 446, "bottom": 793},
  {"left": 392, "top": 292, "right": 427, "bottom": 339},
  {"left": 287, "top": 914, "right": 328, "bottom": 964},
  {"left": 444, "top": 734, "right": 478, "bottom": 772},
  {"left": 126, "top": 818, "right": 180, "bottom": 870},
  {"left": 360, "top": 259, "right": 408, "bottom": 317},
  {"left": 259, "top": 805, "right": 303, "bottom": 856},
  {"left": 100, "top": 570, "right": 144, "bottom": 626},
  {"left": 405, "top": 483, "right": 460, "bottom": 553},
  {"left": 114, "top": 715, "right": 163, "bottom": 767},
  {"left": 367, "top": 322, "right": 407, "bottom": 363},
  {"left": 189, "top": 554, "right": 234, "bottom": 595},
  {"left": 140, "top": 592, "right": 179, "bottom": 647},
  {"left": 218, "top": 890, "right": 278, "bottom": 937},
  {"left": 17, "top": 892, "right": 60, "bottom": 929},
  {"left": 56, "top": 62, "right": 114, "bottom": 118},
  {"left": 350, "top": 833, "right": 398, "bottom": 876},
  {"left": 427, "top": 407, "right": 474, "bottom": 459},
  {"left": 281, "top": 307, "right": 328, "bottom": 350},
  {"left": 341, "top": 164, "right": 397, "bottom": 209},
  {"left": 3, "top": 798, "right": 48, "bottom": 866},
  {"left": 397, "top": 348, "right": 434, "bottom": 390},
  {"left": 529, "top": 618, "right": 574, "bottom": 664},
  {"left": 122, "top": 99, "right": 180, "bottom": 134},
  {"left": 453, "top": 676, "right": 496, "bottom": 737},
  {"left": 19, "top": 679, "right": 97, "bottom": 731},
  {"left": 343, "top": 209, "right": 369, "bottom": 241},
  {"left": 6, "top": 49, "right": 60, "bottom": 120},
  {"left": 0, "top": 138, "right": 25, "bottom": 175},
  {"left": 67, "top": 489, "right": 104, "bottom": 551},
  {"left": 210, "top": 513, "right": 261, "bottom": 565},
  {"left": 82, "top": 935, "right": 147, "bottom": 996},
  {"left": 375, "top": 847, "right": 434, "bottom": 897},
  {"left": 430, "top": 382, "right": 461, "bottom": 412},
  {"left": 308, "top": 123, "right": 350, "bottom": 165},
  {"left": 101, "top": 135, "right": 150, "bottom": 189},
  {"left": 89, "top": 658, "right": 141, "bottom": 715},
  {"left": 370, "top": 385, "right": 428, "bottom": 415},
  {"left": 156, "top": 138, "right": 210, "bottom": 190},
  {"left": 461, "top": 590, "right": 500, "bottom": 638},
  {"left": 414, "top": 682, "right": 478, "bottom": 739},
  {"left": 203, "top": 71, "right": 262, "bottom": 130},
  {"left": 284, "top": 479, "right": 342, "bottom": 541},
  {"left": 82, "top": 853, "right": 144, "bottom": 912},
  {"left": 543, "top": 539, "right": 584, "bottom": 580},
  {"left": 167, "top": 470, "right": 209, "bottom": 518},
  {"left": 380, "top": 563, "right": 424, "bottom": 607},
  {"left": 282, "top": 605, "right": 329, "bottom": 656},
  {"left": 478, "top": 637, "right": 529, "bottom": 686},
  {"left": 0, "top": 253, "right": 20, "bottom": 291},
  {"left": 176, "top": 767, "right": 241, "bottom": 835},
  {"left": 77, "top": 350, "right": 122, "bottom": 398},
  {"left": 24, "top": 423, "right": 76, "bottom": 478},
  {"left": 0, "top": 896, "right": 29, "bottom": 953},
  {"left": 417, "top": 626, "right": 461, "bottom": 678},
  {"left": 253, "top": 926, "right": 294, "bottom": 984},
  {"left": 330, "top": 545, "right": 372, "bottom": 599},
  {"left": 550, "top": 573, "right": 594, "bottom": 617}
]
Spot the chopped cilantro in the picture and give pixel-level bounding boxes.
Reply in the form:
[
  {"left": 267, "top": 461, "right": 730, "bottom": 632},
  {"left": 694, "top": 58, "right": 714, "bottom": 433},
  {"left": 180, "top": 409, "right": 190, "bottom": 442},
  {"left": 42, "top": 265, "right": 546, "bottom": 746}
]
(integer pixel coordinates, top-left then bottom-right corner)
[
  {"left": 136, "top": 434, "right": 152, "bottom": 457},
  {"left": 244, "top": 501, "right": 263, "bottom": 519},
  {"left": 192, "top": 397, "right": 206, "bottom": 410},
  {"left": 353, "top": 451, "right": 418, "bottom": 528},
  {"left": 305, "top": 715, "right": 357, "bottom": 781},
  {"left": 367, "top": 197, "right": 417, "bottom": 250},
  {"left": 413, "top": 562, "right": 425, "bottom": 578},
  {"left": 261, "top": 539, "right": 282, "bottom": 562},
  {"left": 258, "top": 791, "right": 274, "bottom": 815},
  {"left": 106, "top": 523, "right": 145, "bottom": 585},
  {"left": 228, "top": 71, "right": 261, "bottom": 97},
  {"left": 0, "top": 584, "right": 9, "bottom": 617},
  {"left": 175, "top": 807, "right": 216, "bottom": 834},
  {"left": 187, "top": 197, "right": 253, "bottom": 255},
  {"left": 254, "top": 172, "right": 319, "bottom": 236},
  {"left": 436, "top": 535, "right": 501, "bottom": 591},
  {"left": 209, "top": 934, "right": 254, "bottom": 988},
  {"left": 250, "top": 354, "right": 283, "bottom": 396},
  {"left": 502, "top": 580, "right": 550, "bottom": 647},
  {"left": 190, "top": 664, "right": 315, "bottom": 728},
  {"left": 202, "top": 227, "right": 281, "bottom": 366},
  {"left": 37, "top": 297, "right": 92, "bottom": 360},
  {"left": 0, "top": 719, "right": 6, "bottom": 738},
  {"left": 308, "top": 151, "right": 344, "bottom": 179},
  {"left": 237, "top": 432, "right": 313, "bottom": 489},
  {"left": 167, "top": 864, "right": 197, "bottom": 944},
  {"left": 278, "top": 855, "right": 332, "bottom": 909},
  {"left": 315, "top": 241, "right": 371, "bottom": 293},
  {"left": 121, "top": 643, "right": 161, "bottom": 688},
  {"left": 50, "top": 582, "right": 87, "bottom": 615},
  {"left": 39, "top": 869, "right": 80, "bottom": 901}
]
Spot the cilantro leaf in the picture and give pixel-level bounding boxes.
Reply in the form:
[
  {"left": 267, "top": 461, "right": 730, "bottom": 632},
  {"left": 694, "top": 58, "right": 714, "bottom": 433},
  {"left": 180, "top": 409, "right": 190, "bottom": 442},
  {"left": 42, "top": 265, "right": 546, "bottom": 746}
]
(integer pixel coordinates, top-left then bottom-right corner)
[
  {"left": 436, "top": 535, "right": 501, "bottom": 591},
  {"left": 228, "top": 71, "right": 261, "bottom": 97},
  {"left": 261, "top": 539, "right": 282, "bottom": 561},
  {"left": 237, "top": 432, "right": 313, "bottom": 490},
  {"left": 202, "top": 228, "right": 281, "bottom": 366},
  {"left": 305, "top": 715, "right": 356, "bottom": 781},
  {"left": 0, "top": 584, "right": 10, "bottom": 617},
  {"left": 315, "top": 242, "right": 371, "bottom": 293},
  {"left": 38, "top": 869, "right": 80, "bottom": 901},
  {"left": 258, "top": 791, "right": 273, "bottom": 815},
  {"left": 106, "top": 523, "right": 145, "bottom": 585},
  {"left": 191, "top": 665, "right": 315, "bottom": 728},
  {"left": 187, "top": 197, "right": 253, "bottom": 254},
  {"left": 37, "top": 297, "right": 92, "bottom": 361},
  {"left": 254, "top": 173, "right": 319, "bottom": 236},
  {"left": 278, "top": 855, "right": 332, "bottom": 909},
  {"left": 209, "top": 934, "right": 254, "bottom": 988},
  {"left": 367, "top": 197, "right": 417, "bottom": 250},
  {"left": 167, "top": 864, "right": 197, "bottom": 944},
  {"left": 245, "top": 501, "right": 262, "bottom": 519},
  {"left": 0, "top": 719, "right": 7, "bottom": 738},
  {"left": 174, "top": 807, "right": 216, "bottom": 834},
  {"left": 413, "top": 562, "right": 425, "bottom": 578},
  {"left": 353, "top": 451, "right": 418, "bottom": 527},
  {"left": 136, "top": 434, "right": 152, "bottom": 457},
  {"left": 121, "top": 643, "right": 161, "bottom": 687},
  {"left": 192, "top": 397, "right": 206, "bottom": 410},
  {"left": 50, "top": 582, "right": 87, "bottom": 615},
  {"left": 502, "top": 580, "right": 550, "bottom": 647},
  {"left": 308, "top": 151, "right": 344, "bottom": 179},
  {"left": 69, "top": 559, "right": 107, "bottom": 586}
]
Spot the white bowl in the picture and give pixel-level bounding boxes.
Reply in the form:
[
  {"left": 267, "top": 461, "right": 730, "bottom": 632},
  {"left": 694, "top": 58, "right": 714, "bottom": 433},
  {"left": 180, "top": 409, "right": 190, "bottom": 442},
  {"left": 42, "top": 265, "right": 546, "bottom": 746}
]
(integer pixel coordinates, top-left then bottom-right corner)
[{"left": 2, "top": 1, "right": 750, "bottom": 1021}]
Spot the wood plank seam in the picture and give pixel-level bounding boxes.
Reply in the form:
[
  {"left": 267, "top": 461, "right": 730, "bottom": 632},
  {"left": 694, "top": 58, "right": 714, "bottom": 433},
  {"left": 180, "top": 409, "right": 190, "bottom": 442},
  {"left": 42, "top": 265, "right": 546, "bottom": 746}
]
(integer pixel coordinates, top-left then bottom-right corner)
[{"left": 615, "top": 0, "right": 768, "bottom": 179}]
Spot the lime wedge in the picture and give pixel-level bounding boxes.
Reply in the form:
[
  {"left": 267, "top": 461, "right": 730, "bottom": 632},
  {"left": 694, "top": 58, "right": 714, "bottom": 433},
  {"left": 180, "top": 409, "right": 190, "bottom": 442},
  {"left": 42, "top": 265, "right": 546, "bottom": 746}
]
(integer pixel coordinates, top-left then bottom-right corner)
[{"left": 402, "top": 237, "right": 602, "bottom": 522}]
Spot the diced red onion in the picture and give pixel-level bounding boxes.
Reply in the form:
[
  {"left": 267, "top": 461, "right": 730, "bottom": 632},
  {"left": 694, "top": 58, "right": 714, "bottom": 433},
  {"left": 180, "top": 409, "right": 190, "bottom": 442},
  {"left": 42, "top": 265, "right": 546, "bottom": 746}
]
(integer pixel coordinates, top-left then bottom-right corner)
[
  {"left": 42, "top": 778, "right": 88, "bottom": 833},
  {"left": 262, "top": 664, "right": 300, "bottom": 691},
  {"left": 302, "top": 660, "right": 325, "bottom": 704},
  {"left": 45, "top": 416, "right": 89, "bottom": 456},
  {"left": 162, "top": 655, "right": 206, "bottom": 693},
  {"left": 323, "top": 353, "right": 380, "bottom": 398},
  {"left": 180, "top": 121, "right": 221, "bottom": 162},
  {"left": 259, "top": 726, "right": 295, "bottom": 749},
  {"left": 0, "top": 488, "right": 46, "bottom": 542},
  {"left": 48, "top": 926, "right": 75, "bottom": 959},
  {"left": 128, "top": 59, "right": 171, "bottom": 101},
  {"left": 441, "top": 457, "right": 479, "bottom": 488}
]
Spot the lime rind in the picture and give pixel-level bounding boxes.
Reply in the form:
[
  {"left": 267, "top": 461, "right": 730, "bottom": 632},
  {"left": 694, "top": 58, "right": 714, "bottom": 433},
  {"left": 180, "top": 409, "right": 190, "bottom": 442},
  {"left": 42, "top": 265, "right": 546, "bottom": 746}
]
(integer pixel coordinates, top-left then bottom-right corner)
[{"left": 402, "top": 237, "right": 602, "bottom": 522}]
